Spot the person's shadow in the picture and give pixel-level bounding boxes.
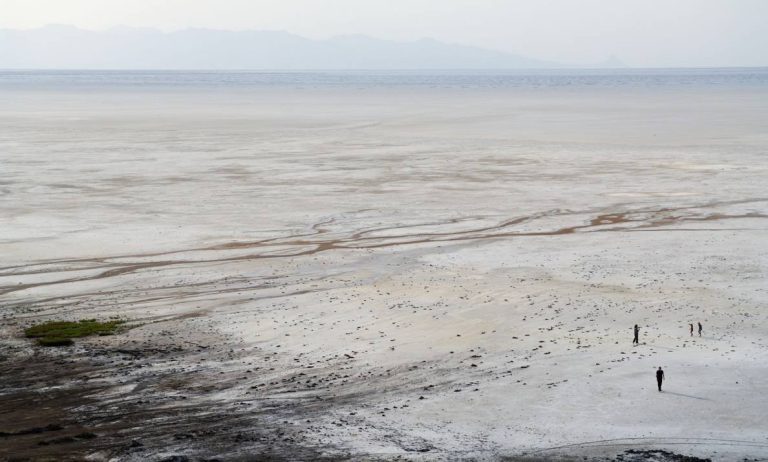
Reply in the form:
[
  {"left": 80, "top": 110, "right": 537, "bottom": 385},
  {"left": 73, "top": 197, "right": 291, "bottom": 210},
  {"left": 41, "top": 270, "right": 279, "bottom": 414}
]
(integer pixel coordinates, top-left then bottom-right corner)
[{"left": 662, "top": 391, "right": 711, "bottom": 401}]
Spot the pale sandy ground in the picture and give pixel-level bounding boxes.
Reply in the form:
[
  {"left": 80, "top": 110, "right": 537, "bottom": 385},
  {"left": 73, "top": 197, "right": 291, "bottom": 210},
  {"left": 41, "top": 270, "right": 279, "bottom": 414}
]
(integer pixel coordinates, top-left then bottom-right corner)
[{"left": 1, "top": 81, "right": 768, "bottom": 461}]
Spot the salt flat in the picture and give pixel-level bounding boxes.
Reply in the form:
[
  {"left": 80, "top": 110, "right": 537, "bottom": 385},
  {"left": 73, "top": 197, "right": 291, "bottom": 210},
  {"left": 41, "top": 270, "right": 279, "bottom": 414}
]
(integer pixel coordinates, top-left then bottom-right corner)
[{"left": 1, "top": 71, "right": 768, "bottom": 461}]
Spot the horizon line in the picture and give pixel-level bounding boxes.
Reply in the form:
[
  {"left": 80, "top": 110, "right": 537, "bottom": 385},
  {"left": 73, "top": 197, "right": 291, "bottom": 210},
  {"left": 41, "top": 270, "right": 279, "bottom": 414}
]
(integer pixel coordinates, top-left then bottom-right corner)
[{"left": 3, "top": 66, "right": 768, "bottom": 72}]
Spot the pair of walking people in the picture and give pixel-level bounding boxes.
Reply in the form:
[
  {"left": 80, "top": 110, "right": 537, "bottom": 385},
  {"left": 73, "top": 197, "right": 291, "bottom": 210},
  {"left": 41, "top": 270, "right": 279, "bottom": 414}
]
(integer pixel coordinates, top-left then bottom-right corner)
[{"left": 690, "top": 322, "right": 703, "bottom": 337}]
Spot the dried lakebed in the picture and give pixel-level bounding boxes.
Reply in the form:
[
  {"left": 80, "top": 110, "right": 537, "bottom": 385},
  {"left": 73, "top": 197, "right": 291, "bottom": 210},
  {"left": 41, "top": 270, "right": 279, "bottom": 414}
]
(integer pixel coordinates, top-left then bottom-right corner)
[{"left": 2, "top": 76, "right": 768, "bottom": 460}]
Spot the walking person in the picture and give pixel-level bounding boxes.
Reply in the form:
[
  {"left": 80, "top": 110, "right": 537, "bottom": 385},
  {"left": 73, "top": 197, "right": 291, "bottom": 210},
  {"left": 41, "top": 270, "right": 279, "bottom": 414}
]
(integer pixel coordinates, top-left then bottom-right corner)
[
  {"left": 656, "top": 367, "right": 665, "bottom": 392},
  {"left": 689, "top": 323, "right": 694, "bottom": 337},
  {"left": 633, "top": 324, "right": 640, "bottom": 345},
  {"left": 698, "top": 322, "right": 702, "bottom": 337}
]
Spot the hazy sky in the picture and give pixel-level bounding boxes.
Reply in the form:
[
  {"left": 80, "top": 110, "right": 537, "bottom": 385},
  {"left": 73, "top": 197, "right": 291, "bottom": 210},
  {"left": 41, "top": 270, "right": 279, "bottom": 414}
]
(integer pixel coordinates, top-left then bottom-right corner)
[{"left": 3, "top": 0, "right": 767, "bottom": 67}]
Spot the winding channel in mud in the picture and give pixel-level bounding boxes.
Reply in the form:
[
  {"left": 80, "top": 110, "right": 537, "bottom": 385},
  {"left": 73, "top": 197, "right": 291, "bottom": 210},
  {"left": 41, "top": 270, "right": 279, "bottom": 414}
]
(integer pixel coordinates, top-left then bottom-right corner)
[{"left": 1, "top": 198, "right": 766, "bottom": 297}]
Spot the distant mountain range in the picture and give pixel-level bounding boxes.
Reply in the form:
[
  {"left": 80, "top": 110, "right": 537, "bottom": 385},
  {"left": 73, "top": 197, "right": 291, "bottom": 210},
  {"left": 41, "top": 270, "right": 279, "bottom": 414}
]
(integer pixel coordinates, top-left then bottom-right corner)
[{"left": 0, "top": 25, "right": 622, "bottom": 70}]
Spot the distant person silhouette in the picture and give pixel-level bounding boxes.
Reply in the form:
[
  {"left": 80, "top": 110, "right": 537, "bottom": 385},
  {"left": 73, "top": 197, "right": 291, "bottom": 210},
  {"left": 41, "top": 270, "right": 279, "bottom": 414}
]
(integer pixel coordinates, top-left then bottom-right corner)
[
  {"left": 656, "top": 367, "right": 664, "bottom": 392},
  {"left": 689, "top": 323, "right": 694, "bottom": 337},
  {"left": 633, "top": 324, "right": 639, "bottom": 345},
  {"left": 698, "top": 322, "right": 702, "bottom": 337}
]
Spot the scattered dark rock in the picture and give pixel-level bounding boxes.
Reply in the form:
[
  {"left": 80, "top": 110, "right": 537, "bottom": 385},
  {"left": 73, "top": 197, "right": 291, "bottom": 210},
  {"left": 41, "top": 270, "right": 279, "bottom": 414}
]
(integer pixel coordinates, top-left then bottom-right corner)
[
  {"left": 38, "top": 436, "right": 77, "bottom": 445},
  {"left": 0, "top": 424, "right": 64, "bottom": 437},
  {"left": 160, "top": 456, "right": 191, "bottom": 462},
  {"left": 619, "top": 449, "right": 712, "bottom": 462}
]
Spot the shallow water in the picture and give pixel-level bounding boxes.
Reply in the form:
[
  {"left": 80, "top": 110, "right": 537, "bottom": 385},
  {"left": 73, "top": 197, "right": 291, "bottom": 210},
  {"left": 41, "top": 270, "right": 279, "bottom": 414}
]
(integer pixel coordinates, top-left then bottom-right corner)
[{"left": 2, "top": 68, "right": 768, "bottom": 90}]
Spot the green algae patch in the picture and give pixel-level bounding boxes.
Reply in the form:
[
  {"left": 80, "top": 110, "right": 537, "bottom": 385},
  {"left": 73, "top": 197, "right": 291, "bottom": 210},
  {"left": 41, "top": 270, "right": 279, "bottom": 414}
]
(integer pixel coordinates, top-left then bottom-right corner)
[{"left": 24, "top": 319, "right": 125, "bottom": 347}]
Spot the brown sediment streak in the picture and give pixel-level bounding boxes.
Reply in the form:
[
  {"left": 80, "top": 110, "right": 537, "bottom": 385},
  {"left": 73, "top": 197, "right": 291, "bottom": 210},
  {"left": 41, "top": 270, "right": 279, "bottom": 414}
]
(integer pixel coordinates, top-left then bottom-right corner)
[
  {"left": 348, "top": 215, "right": 491, "bottom": 239},
  {"left": 1, "top": 203, "right": 767, "bottom": 296},
  {"left": 6, "top": 272, "right": 306, "bottom": 316},
  {"left": 0, "top": 218, "right": 339, "bottom": 274},
  {"left": 209, "top": 217, "right": 337, "bottom": 251},
  {"left": 1, "top": 198, "right": 765, "bottom": 276}
]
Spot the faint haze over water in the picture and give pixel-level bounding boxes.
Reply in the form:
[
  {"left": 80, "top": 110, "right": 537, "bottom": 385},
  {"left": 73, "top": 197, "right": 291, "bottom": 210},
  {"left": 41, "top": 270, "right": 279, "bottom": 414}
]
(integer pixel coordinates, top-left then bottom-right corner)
[{"left": 2, "top": 68, "right": 768, "bottom": 92}]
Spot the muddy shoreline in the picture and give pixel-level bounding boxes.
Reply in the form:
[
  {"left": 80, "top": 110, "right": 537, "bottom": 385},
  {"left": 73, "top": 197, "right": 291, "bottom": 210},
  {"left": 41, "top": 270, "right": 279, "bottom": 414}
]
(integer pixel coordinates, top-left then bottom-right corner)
[
  {"left": 0, "top": 334, "right": 344, "bottom": 460},
  {"left": 0, "top": 344, "right": 722, "bottom": 461}
]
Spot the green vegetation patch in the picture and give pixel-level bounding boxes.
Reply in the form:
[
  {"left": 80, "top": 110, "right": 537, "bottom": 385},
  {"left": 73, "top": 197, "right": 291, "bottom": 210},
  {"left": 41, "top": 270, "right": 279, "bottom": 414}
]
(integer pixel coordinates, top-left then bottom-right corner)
[{"left": 24, "top": 319, "right": 124, "bottom": 347}]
